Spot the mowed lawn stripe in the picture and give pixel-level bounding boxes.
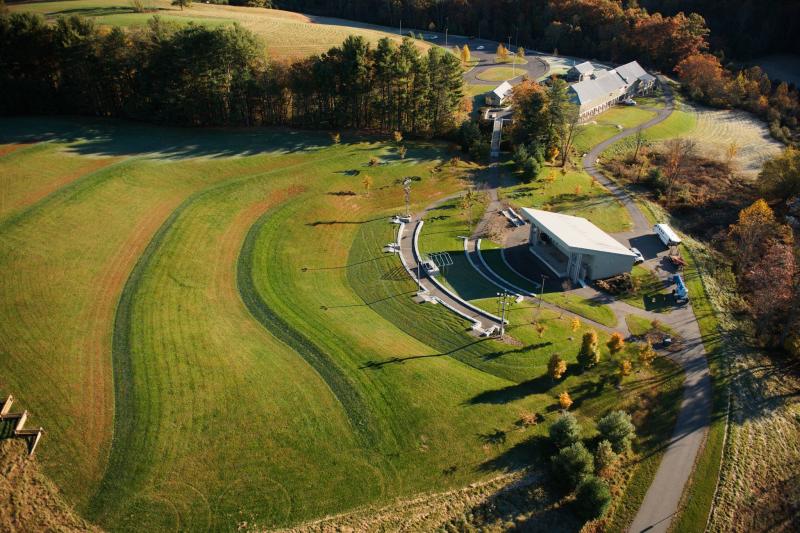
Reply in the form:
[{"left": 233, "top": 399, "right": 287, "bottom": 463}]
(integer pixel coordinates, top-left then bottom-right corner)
[
  {"left": 0, "top": 131, "right": 338, "bottom": 511},
  {"left": 89, "top": 146, "right": 385, "bottom": 529},
  {"left": 0, "top": 142, "right": 121, "bottom": 222},
  {"left": 239, "top": 205, "right": 381, "bottom": 447}
]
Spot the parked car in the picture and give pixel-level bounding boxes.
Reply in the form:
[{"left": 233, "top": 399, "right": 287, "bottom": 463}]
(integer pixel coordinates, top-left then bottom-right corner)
[
  {"left": 476, "top": 45, "right": 485, "bottom": 50},
  {"left": 630, "top": 247, "right": 644, "bottom": 264},
  {"left": 427, "top": 35, "right": 438, "bottom": 40},
  {"left": 672, "top": 274, "right": 689, "bottom": 302},
  {"left": 622, "top": 98, "right": 637, "bottom": 106}
]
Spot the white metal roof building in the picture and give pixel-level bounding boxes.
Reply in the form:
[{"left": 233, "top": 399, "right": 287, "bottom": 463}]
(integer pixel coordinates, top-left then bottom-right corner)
[
  {"left": 521, "top": 208, "right": 636, "bottom": 282},
  {"left": 569, "top": 61, "right": 598, "bottom": 81},
  {"left": 485, "top": 81, "right": 513, "bottom": 106},
  {"left": 568, "top": 61, "right": 657, "bottom": 122}
]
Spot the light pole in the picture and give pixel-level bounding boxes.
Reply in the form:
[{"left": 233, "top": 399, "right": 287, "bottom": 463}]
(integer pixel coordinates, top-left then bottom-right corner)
[
  {"left": 538, "top": 274, "right": 548, "bottom": 309},
  {"left": 402, "top": 177, "right": 412, "bottom": 218},
  {"left": 399, "top": 19, "right": 402, "bottom": 37},
  {"left": 497, "top": 291, "right": 510, "bottom": 337}
]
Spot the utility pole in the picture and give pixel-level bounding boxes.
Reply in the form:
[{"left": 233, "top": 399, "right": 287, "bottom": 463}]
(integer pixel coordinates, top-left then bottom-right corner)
[
  {"left": 507, "top": 35, "right": 511, "bottom": 51},
  {"left": 538, "top": 274, "right": 548, "bottom": 309},
  {"left": 515, "top": 25, "right": 519, "bottom": 48},
  {"left": 399, "top": 19, "right": 402, "bottom": 37},
  {"left": 497, "top": 291, "right": 510, "bottom": 337},
  {"left": 402, "top": 177, "right": 412, "bottom": 218}
]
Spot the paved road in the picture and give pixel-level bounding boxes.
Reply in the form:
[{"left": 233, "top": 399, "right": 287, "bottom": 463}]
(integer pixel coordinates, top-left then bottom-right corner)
[
  {"left": 397, "top": 68, "right": 710, "bottom": 532},
  {"left": 576, "top": 79, "right": 712, "bottom": 533},
  {"left": 308, "top": 15, "right": 549, "bottom": 86}
]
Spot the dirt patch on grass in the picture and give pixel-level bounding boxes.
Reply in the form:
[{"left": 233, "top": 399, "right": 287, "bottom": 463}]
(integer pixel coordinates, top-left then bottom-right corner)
[
  {"left": 0, "top": 439, "right": 102, "bottom": 533},
  {"left": 77, "top": 195, "right": 183, "bottom": 496},
  {"left": 16, "top": 157, "right": 120, "bottom": 214},
  {"left": 0, "top": 143, "right": 33, "bottom": 158}
]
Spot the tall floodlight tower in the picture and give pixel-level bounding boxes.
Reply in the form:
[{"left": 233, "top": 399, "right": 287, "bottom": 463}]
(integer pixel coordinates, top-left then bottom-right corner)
[{"left": 403, "top": 177, "right": 412, "bottom": 218}]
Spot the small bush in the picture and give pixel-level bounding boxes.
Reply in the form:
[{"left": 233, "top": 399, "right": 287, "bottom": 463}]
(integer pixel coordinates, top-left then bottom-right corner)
[
  {"left": 594, "top": 439, "right": 618, "bottom": 478},
  {"left": 547, "top": 353, "right": 567, "bottom": 380},
  {"left": 549, "top": 412, "right": 581, "bottom": 448},
  {"left": 574, "top": 476, "right": 612, "bottom": 519},
  {"left": 551, "top": 442, "right": 594, "bottom": 490},
  {"left": 597, "top": 410, "right": 636, "bottom": 454},
  {"left": 577, "top": 330, "right": 600, "bottom": 369},
  {"left": 559, "top": 390, "right": 573, "bottom": 410},
  {"left": 606, "top": 332, "right": 625, "bottom": 354}
]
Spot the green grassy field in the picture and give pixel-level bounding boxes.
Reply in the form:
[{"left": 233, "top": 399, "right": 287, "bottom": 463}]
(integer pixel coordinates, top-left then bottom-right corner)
[
  {"left": 9, "top": 0, "right": 431, "bottom": 61},
  {"left": 0, "top": 117, "right": 684, "bottom": 531},
  {"left": 573, "top": 106, "right": 657, "bottom": 154},
  {"left": 476, "top": 67, "right": 523, "bottom": 82},
  {"left": 499, "top": 168, "right": 631, "bottom": 233}
]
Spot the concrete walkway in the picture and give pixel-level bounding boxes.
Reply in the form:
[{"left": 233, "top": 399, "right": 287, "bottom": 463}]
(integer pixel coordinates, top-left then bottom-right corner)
[{"left": 396, "top": 199, "right": 502, "bottom": 332}]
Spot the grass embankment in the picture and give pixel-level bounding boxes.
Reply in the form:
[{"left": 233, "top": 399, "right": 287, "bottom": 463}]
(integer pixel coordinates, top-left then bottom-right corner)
[
  {"left": 9, "top": 0, "right": 430, "bottom": 60},
  {"left": 0, "top": 117, "right": 686, "bottom": 531},
  {"left": 500, "top": 168, "right": 631, "bottom": 233}
]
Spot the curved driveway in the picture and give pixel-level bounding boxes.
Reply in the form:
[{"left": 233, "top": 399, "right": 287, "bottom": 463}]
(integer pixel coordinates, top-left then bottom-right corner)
[{"left": 579, "top": 80, "right": 712, "bottom": 533}]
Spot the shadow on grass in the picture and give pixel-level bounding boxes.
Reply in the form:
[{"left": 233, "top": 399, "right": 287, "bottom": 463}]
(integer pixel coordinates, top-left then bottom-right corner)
[{"left": 359, "top": 338, "right": 490, "bottom": 369}]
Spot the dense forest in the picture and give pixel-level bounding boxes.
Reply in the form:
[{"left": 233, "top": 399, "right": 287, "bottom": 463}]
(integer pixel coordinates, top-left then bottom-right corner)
[
  {"left": 278, "top": 0, "right": 800, "bottom": 60},
  {"left": 641, "top": 0, "right": 800, "bottom": 59},
  {"left": 0, "top": 13, "right": 465, "bottom": 134}
]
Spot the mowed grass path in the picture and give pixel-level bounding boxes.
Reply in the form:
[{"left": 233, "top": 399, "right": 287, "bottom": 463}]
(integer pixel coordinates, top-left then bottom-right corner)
[{"left": 0, "top": 118, "right": 683, "bottom": 531}]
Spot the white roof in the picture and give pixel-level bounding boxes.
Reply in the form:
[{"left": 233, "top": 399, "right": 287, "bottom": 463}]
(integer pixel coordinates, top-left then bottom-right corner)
[
  {"left": 615, "top": 61, "right": 648, "bottom": 83},
  {"left": 573, "top": 61, "right": 595, "bottom": 75},
  {"left": 492, "top": 81, "right": 513, "bottom": 99},
  {"left": 521, "top": 208, "right": 635, "bottom": 256},
  {"left": 569, "top": 60, "right": 654, "bottom": 105},
  {"left": 654, "top": 223, "right": 682, "bottom": 244}
]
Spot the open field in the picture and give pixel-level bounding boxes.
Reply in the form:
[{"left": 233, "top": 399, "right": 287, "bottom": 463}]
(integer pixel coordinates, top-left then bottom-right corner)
[
  {"left": 602, "top": 97, "right": 782, "bottom": 175},
  {"left": 9, "top": 0, "right": 430, "bottom": 60},
  {"left": 500, "top": 168, "right": 631, "bottom": 233},
  {"left": 0, "top": 116, "right": 686, "bottom": 531},
  {"left": 573, "top": 106, "right": 657, "bottom": 154}
]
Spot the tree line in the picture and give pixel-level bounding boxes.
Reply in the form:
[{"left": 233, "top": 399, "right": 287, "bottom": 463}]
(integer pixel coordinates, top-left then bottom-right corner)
[
  {"left": 0, "top": 13, "right": 465, "bottom": 135},
  {"left": 275, "top": 0, "right": 800, "bottom": 144}
]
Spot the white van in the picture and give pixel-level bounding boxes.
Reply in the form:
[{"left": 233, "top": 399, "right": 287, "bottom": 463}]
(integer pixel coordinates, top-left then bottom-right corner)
[{"left": 654, "top": 223, "right": 682, "bottom": 247}]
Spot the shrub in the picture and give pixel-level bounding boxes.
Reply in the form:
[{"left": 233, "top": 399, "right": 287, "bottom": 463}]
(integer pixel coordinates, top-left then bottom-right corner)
[
  {"left": 513, "top": 144, "right": 529, "bottom": 170},
  {"left": 577, "top": 330, "right": 600, "bottom": 369},
  {"left": 638, "top": 340, "right": 656, "bottom": 367},
  {"left": 469, "top": 140, "right": 490, "bottom": 162},
  {"left": 606, "top": 332, "right": 625, "bottom": 354},
  {"left": 368, "top": 156, "right": 379, "bottom": 166},
  {"left": 549, "top": 412, "right": 581, "bottom": 448},
  {"left": 594, "top": 439, "right": 618, "bottom": 478},
  {"left": 522, "top": 157, "right": 541, "bottom": 182},
  {"left": 393, "top": 130, "right": 403, "bottom": 144},
  {"left": 547, "top": 353, "right": 567, "bottom": 380},
  {"left": 559, "top": 390, "right": 573, "bottom": 410},
  {"left": 551, "top": 442, "right": 594, "bottom": 490},
  {"left": 459, "top": 120, "right": 481, "bottom": 151},
  {"left": 574, "top": 476, "right": 612, "bottom": 519},
  {"left": 619, "top": 359, "right": 632, "bottom": 377},
  {"left": 398, "top": 145, "right": 407, "bottom": 159},
  {"left": 330, "top": 132, "right": 341, "bottom": 144},
  {"left": 597, "top": 410, "right": 636, "bottom": 454}
]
